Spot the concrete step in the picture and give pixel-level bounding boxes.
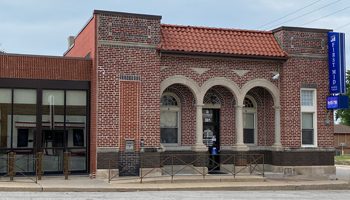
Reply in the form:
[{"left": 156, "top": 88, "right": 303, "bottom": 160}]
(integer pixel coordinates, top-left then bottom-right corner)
[{"left": 111, "top": 174, "right": 265, "bottom": 184}]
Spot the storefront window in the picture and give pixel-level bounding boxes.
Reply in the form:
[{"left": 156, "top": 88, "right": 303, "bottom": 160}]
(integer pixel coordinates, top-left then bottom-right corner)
[
  {"left": 0, "top": 89, "right": 11, "bottom": 148},
  {"left": 13, "top": 89, "right": 37, "bottom": 173},
  {"left": 0, "top": 79, "right": 89, "bottom": 174},
  {"left": 66, "top": 90, "right": 87, "bottom": 171},
  {"left": 13, "top": 89, "right": 37, "bottom": 149}
]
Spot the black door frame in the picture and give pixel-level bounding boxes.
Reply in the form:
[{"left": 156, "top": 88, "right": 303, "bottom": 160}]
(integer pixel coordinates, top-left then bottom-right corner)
[{"left": 203, "top": 108, "right": 220, "bottom": 171}]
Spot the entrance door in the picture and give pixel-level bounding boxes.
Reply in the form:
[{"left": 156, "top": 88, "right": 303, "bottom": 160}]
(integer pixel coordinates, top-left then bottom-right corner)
[
  {"left": 41, "top": 90, "right": 88, "bottom": 173},
  {"left": 41, "top": 90, "right": 65, "bottom": 173},
  {"left": 202, "top": 109, "right": 220, "bottom": 172}
]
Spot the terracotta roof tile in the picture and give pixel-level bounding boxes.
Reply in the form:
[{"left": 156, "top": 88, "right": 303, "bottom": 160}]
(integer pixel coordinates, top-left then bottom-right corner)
[{"left": 159, "top": 24, "right": 287, "bottom": 58}]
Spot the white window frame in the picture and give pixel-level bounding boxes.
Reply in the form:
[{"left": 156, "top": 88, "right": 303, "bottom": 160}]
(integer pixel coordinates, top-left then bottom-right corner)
[
  {"left": 300, "top": 88, "right": 317, "bottom": 147},
  {"left": 160, "top": 92, "right": 181, "bottom": 146},
  {"left": 243, "top": 95, "right": 257, "bottom": 146}
]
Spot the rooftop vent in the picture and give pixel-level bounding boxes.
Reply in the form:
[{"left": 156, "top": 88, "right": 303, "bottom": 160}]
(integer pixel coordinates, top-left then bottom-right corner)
[{"left": 68, "top": 36, "right": 75, "bottom": 48}]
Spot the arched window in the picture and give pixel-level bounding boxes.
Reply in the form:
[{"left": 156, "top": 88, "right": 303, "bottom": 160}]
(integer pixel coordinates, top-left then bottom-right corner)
[
  {"left": 161, "top": 95, "right": 178, "bottom": 106},
  {"left": 160, "top": 93, "right": 180, "bottom": 145},
  {"left": 204, "top": 93, "right": 221, "bottom": 105},
  {"left": 243, "top": 96, "right": 257, "bottom": 145}
]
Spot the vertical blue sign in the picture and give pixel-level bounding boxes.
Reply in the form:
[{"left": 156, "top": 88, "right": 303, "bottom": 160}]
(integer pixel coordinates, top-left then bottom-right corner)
[{"left": 328, "top": 32, "right": 346, "bottom": 94}]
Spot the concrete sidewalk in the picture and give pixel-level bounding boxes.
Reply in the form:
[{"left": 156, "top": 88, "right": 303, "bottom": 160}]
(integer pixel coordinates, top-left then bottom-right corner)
[{"left": 0, "top": 174, "right": 349, "bottom": 192}]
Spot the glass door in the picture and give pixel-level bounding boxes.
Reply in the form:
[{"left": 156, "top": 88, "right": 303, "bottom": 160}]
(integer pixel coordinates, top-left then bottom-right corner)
[
  {"left": 41, "top": 90, "right": 88, "bottom": 173},
  {"left": 41, "top": 90, "right": 65, "bottom": 172},
  {"left": 203, "top": 109, "right": 220, "bottom": 172}
]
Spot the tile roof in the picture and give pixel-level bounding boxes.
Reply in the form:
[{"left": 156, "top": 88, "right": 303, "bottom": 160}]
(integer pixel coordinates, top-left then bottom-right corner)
[
  {"left": 334, "top": 124, "right": 350, "bottom": 134},
  {"left": 159, "top": 24, "right": 287, "bottom": 58}
]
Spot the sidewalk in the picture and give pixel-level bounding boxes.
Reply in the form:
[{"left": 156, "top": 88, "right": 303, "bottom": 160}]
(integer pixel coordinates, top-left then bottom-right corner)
[{"left": 0, "top": 174, "right": 349, "bottom": 192}]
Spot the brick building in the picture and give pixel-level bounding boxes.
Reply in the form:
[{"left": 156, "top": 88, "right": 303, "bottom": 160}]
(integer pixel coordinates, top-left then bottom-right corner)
[{"left": 0, "top": 10, "right": 335, "bottom": 177}]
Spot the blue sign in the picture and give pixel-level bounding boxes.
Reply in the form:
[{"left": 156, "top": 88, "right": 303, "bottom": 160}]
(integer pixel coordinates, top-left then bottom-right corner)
[
  {"left": 328, "top": 32, "right": 346, "bottom": 94},
  {"left": 326, "top": 95, "right": 349, "bottom": 110}
]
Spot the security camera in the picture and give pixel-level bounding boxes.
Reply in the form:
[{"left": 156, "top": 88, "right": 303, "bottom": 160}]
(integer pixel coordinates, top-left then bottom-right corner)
[{"left": 272, "top": 73, "right": 280, "bottom": 80}]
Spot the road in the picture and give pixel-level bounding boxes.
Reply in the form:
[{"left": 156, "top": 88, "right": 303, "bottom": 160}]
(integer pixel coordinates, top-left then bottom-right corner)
[{"left": 0, "top": 191, "right": 350, "bottom": 200}]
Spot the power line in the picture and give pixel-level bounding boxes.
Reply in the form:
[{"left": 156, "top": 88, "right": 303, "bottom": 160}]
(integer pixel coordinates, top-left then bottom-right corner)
[
  {"left": 335, "top": 21, "right": 350, "bottom": 30},
  {"left": 301, "top": 4, "right": 350, "bottom": 26},
  {"left": 264, "top": 0, "right": 342, "bottom": 29},
  {"left": 257, "top": 0, "right": 324, "bottom": 29}
]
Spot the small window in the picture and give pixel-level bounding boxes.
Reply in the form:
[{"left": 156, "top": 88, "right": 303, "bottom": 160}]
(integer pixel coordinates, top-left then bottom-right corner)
[
  {"left": 160, "top": 94, "right": 180, "bottom": 145},
  {"left": 301, "top": 90, "right": 314, "bottom": 106},
  {"left": 243, "top": 96, "right": 257, "bottom": 145},
  {"left": 243, "top": 113, "right": 255, "bottom": 144},
  {"left": 301, "top": 89, "right": 317, "bottom": 146},
  {"left": 302, "top": 113, "right": 314, "bottom": 145}
]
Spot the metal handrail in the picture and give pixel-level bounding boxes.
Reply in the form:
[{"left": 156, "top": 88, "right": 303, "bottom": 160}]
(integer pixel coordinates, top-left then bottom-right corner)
[
  {"left": 0, "top": 151, "right": 72, "bottom": 182},
  {"left": 107, "top": 153, "right": 265, "bottom": 183},
  {"left": 0, "top": 152, "right": 38, "bottom": 183}
]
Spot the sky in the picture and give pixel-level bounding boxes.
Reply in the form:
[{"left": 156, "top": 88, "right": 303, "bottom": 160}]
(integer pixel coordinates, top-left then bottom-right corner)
[{"left": 0, "top": 0, "right": 349, "bottom": 66}]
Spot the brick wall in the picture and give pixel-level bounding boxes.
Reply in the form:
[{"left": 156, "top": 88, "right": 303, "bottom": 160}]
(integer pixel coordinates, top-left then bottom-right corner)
[
  {"left": 248, "top": 87, "right": 275, "bottom": 146},
  {"left": 160, "top": 55, "right": 283, "bottom": 88},
  {"left": 95, "top": 11, "right": 162, "bottom": 152},
  {"left": 0, "top": 54, "right": 91, "bottom": 81},
  {"left": 274, "top": 27, "right": 333, "bottom": 148},
  {"left": 119, "top": 80, "right": 141, "bottom": 151}
]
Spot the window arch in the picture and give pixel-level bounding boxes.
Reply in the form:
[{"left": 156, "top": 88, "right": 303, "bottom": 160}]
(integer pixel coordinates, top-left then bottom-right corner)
[
  {"left": 203, "top": 92, "right": 222, "bottom": 109},
  {"left": 243, "top": 95, "right": 257, "bottom": 145},
  {"left": 160, "top": 93, "right": 180, "bottom": 145},
  {"left": 161, "top": 95, "right": 178, "bottom": 106},
  {"left": 243, "top": 97, "right": 254, "bottom": 108}
]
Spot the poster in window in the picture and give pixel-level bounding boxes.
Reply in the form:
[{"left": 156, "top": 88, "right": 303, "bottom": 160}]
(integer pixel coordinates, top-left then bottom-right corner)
[{"left": 73, "top": 129, "right": 84, "bottom": 147}]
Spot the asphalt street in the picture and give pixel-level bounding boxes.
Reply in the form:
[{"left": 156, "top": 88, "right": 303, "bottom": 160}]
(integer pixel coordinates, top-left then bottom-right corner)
[{"left": 0, "top": 191, "right": 350, "bottom": 200}]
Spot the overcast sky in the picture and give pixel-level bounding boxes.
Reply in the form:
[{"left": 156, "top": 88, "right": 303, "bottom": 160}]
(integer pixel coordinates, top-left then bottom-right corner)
[{"left": 0, "top": 0, "right": 349, "bottom": 64}]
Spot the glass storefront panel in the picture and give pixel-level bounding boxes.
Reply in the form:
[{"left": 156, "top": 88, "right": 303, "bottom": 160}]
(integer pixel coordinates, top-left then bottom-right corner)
[
  {"left": 69, "top": 149, "right": 86, "bottom": 171},
  {"left": 13, "top": 89, "right": 37, "bottom": 173},
  {"left": 42, "top": 90, "right": 65, "bottom": 172},
  {"left": 0, "top": 85, "right": 89, "bottom": 174},
  {"left": 66, "top": 91, "right": 87, "bottom": 171},
  {"left": 0, "top": 89, "right": 12, "bottom": 149},
  {"left": 0, "top": 151, "right": 7, "bottom": 173},
  {"left": 14, "top": 153, "right": 35, "bottom": 173}
]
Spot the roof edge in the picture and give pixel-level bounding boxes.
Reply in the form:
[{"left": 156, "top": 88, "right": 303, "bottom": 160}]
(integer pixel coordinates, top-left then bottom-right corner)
[
  {"left": 161, "top": 24, "right": 272, "bottom": 34},
  {"left": 272, "top": 26, "right": 332, "bottom": 33},
  {"left": 159, "top": 50, "right": 288, "bottom": 61},
  {"left": 63, "top": 15, "right": 95, "bottom": 56},
  {"left": 0, "top": 52, "right": 92, "bottom": 61},
  {"left": 94, "top": 10, "right": 162, "bottom": 20}
]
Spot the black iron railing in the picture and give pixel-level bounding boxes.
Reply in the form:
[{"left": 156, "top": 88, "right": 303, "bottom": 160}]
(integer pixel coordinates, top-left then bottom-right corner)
[
  {"left": 108, "top": 153, "right": 265, "bottom": 183},
  {"left": 0, "top": 151, "right": 72, "bottom": 182}
]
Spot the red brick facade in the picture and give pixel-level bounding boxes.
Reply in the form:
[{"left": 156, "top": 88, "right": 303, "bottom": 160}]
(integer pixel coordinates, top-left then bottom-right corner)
[
  {"left": 0, "top": 54, "right": 91, "bottom": 80},
  {"left": 0, "top": 10, "right": 336, "bottom": 176},
  {"left": 274, "top": 28, "right": 333, "bottom": 148}
]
